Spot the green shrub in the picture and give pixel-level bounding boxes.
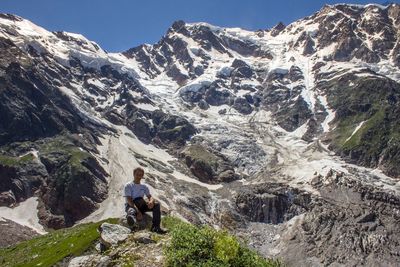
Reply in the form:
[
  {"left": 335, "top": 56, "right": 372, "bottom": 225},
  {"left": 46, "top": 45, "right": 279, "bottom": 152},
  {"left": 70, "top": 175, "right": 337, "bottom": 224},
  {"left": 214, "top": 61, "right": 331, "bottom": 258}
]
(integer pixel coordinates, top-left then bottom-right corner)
[
  {"left": 233, "top": 246, "right": 283, "bottom": 267},
  {"left": 163, "top": 217, "right": 283, "bottom": 267},
  {"left": 214, "top": 232, "right": 239, "bottom": 263},
  {"left": 165, "top": 222, "right": 216, "bottom": 266}
]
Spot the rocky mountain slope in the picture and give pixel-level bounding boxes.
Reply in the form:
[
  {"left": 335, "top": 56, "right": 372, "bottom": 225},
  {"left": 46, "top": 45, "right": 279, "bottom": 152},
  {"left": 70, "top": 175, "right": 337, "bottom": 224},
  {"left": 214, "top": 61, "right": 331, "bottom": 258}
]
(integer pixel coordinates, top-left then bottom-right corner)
[{"left": 0, "top": 3, "right": 400, "bottom": 266}]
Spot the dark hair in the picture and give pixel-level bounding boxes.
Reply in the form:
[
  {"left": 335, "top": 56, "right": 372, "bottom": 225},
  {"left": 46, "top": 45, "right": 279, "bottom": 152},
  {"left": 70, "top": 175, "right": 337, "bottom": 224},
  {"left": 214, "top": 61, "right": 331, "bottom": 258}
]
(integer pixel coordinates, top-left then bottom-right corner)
[{"left": 133, "top": 167, "right": 144, "bottom": 176}]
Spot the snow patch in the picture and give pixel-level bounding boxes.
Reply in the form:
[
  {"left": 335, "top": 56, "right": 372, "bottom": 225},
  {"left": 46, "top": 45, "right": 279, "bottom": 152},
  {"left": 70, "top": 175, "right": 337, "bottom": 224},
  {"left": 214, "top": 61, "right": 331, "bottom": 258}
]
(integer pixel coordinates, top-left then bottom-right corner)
[
  {"left": 87, "top": 78, "right": 106, "bottom": 89},
  {"left": 0, "top": 197, "right": 46, "bottom": 234},
  {"left": 179, "top": 80, "right": 211, "bottom": 94},
  {"left": 171, "top": 171, "right": 223, "bottom": 191},
  {"left": 136, "top": 103, "right": 158, "bottom": 111},
  {"left": 318, "top": 95, "right": 336, "bottom": 132}
]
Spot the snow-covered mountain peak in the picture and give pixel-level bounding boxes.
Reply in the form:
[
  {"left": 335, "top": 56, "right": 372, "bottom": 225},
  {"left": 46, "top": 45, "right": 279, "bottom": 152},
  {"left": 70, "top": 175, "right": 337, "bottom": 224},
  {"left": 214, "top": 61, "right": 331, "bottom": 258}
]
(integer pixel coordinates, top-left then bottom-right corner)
[
  {"left": 0, "top": 15, "right": 141, "bottom": 79},
  {"left": 123, "top": 3, "right": 400, "bottom": 89},
  {"left": 330, "top": 2, "right": 390, "bottom": 10},
  {"left": 0, "top": 13, "right": 52, "bottom": 38},
  {"left": 53, "top": 31, "right": 104, "bottom": 53}
]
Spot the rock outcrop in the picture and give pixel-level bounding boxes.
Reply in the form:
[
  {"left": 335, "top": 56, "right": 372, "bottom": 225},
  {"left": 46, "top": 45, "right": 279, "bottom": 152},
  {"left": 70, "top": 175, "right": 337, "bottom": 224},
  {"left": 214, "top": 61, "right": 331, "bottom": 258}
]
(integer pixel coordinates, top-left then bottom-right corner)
[
  {"left": 236, "top": 183, "right": 311, "bottom": 224},
  {"left": 0, "top": 136, "right": 108, "bottom": 229},
  {"left": 68, "top": 222, "right": 167, "bottom": 267},
  {"left": 0, "top": 218, "right": 39, "bottom": 247},
  {"left": 236, "top": 170, "right": 400, "bottom": 266},
  {"left": 181, "top": 144, "right": 240, "bottom": 184}
]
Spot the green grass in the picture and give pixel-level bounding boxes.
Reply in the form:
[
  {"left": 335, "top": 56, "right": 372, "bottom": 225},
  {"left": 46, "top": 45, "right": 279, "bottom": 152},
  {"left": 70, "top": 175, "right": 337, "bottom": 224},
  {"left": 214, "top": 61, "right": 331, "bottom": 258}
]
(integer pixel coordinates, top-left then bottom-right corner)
[
  {"left": 342, "top": 109, "right": 385, "bottom": 150},
  {"left": 69, "top": 150, "right": 91, "bottom": 167},
  {"left": 0, "top": 218, "right": 118, "bottom": 267},
  {"left": 0, "top": 153, "right": 35, "bottom": 166},
  {"left": 323, "top": 75, "right": 400, "bottom": 156},
  {"left": 38, "top": 136, "right": 94, "bottom": 191},
  {"left": 162, "top": 215, "right": 185, "bottom": 231},
  {"left": 39, "top": 136, "right": 91, "bottom": 167},
  {"left": 0, "top": 135, "right": 90, "bottom": 168},
  {"left": 162, "top": 216, "right": 284, "bottom": 267},
  {"left": 331, "top": 113, "right": 365, "bottom": 147}
]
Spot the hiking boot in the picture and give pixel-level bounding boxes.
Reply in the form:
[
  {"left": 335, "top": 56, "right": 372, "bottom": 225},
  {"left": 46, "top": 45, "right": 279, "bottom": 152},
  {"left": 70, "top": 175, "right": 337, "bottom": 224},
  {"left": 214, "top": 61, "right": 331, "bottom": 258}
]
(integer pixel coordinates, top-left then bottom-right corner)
[
  {"left": 151, "top": 226, "right": 167, "bottom": 234},
  {"left": 127, "top": 215, "right": 136, "bottom": 226}
]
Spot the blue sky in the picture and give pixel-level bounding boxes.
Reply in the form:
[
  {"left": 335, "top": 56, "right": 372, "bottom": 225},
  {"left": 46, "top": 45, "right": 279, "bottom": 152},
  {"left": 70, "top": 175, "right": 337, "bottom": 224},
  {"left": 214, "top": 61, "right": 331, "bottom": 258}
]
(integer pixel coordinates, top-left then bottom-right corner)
[{"left": 0, "top": 1, "right": 397, "bottom": 52}]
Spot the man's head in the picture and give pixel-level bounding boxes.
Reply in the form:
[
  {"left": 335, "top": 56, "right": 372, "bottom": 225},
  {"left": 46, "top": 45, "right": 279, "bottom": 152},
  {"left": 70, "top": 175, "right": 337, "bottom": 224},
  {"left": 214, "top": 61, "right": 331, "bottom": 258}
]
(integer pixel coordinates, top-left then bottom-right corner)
[{"left": 133, "top": 167, "right": 144, "bottom": 183}]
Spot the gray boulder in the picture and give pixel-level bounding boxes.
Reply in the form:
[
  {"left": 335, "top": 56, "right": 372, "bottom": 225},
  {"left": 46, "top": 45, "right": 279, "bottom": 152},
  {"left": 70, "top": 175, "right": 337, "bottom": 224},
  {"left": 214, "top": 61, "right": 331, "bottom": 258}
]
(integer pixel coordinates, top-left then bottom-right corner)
[
  {"left": 68, "top": 255, "right": 110, "bottom": 267},
  {"left": 99, "top": 223, "right": 131, "bottom": 248}
]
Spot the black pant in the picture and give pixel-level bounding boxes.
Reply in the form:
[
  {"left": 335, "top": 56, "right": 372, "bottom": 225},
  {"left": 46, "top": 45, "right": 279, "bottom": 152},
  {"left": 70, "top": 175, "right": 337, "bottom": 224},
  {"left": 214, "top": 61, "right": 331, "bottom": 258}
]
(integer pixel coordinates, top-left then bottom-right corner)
[{"left": 125, "top": 198, "right": 161, "bottom": 228}]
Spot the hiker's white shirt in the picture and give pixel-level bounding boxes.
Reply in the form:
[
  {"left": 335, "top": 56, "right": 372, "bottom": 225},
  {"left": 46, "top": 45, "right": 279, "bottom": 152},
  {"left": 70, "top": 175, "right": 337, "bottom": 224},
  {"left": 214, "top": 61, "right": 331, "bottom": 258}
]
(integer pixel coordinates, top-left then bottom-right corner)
[{"left": 124, "top": 182, "right": 150, "bottom": 200}]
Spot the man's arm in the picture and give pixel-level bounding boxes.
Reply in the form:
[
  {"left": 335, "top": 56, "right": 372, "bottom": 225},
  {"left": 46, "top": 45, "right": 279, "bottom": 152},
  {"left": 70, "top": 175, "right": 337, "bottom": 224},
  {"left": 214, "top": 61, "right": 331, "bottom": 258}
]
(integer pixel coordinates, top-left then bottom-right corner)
[
  {"left": 124, "top": 185, "right": 138, "bottom": 210},
  {"left": 144, "top": 185, "right": 155, "bottom": 207},
  {"left": 146, "top": 194, "right": 155, "bottom": 209},
  {"left": 126, "top": 196, "right": 137, "bottom": 210}
]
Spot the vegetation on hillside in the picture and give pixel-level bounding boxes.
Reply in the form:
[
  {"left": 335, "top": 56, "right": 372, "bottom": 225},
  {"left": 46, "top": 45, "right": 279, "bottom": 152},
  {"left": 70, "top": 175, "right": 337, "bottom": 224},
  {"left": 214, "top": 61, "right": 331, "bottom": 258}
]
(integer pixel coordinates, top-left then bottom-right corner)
[
  {"left": 163, "top": 216, "right": 284, "bottom": 267},
  {"left": 0, "top": 219, "right": 117, "bottom": 267},
  {"left": 0, "top": 153, "right": 34, "bottom": 166},
  {"left": 323, "top": 75, "right": 400, "bottom": 175}
]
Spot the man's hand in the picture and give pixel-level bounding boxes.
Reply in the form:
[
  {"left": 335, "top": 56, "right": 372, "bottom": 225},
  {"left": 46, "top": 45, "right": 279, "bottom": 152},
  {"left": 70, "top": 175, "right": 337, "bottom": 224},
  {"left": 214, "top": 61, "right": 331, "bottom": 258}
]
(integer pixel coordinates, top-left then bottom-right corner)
[
  {"left": 147, "top": 200, "right": 154, "bottom": 209},
  {"left": 136, "top": 211, "right": 143, "bottom": 221},
  {"left": 147, "top": 197, "right": 155, "bottom": 209}
]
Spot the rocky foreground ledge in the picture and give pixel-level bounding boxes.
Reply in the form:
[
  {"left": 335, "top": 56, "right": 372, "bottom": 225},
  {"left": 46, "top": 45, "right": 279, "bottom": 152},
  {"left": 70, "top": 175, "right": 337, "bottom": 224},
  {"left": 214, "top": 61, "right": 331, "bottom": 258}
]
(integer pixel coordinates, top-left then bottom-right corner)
[
  {"left": 0, "top": 216, "right": 283, "bottom": 267},
  {"left": 69, "top": 221, "right": 166, "bottom": 267}
]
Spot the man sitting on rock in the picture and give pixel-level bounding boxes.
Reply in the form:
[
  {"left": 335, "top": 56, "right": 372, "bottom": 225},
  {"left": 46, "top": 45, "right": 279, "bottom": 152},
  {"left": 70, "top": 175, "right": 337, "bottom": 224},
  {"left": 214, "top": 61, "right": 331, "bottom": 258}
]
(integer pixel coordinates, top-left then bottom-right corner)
[{"left": 124, "top": 167, "right": 166, "bottom": 234}]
